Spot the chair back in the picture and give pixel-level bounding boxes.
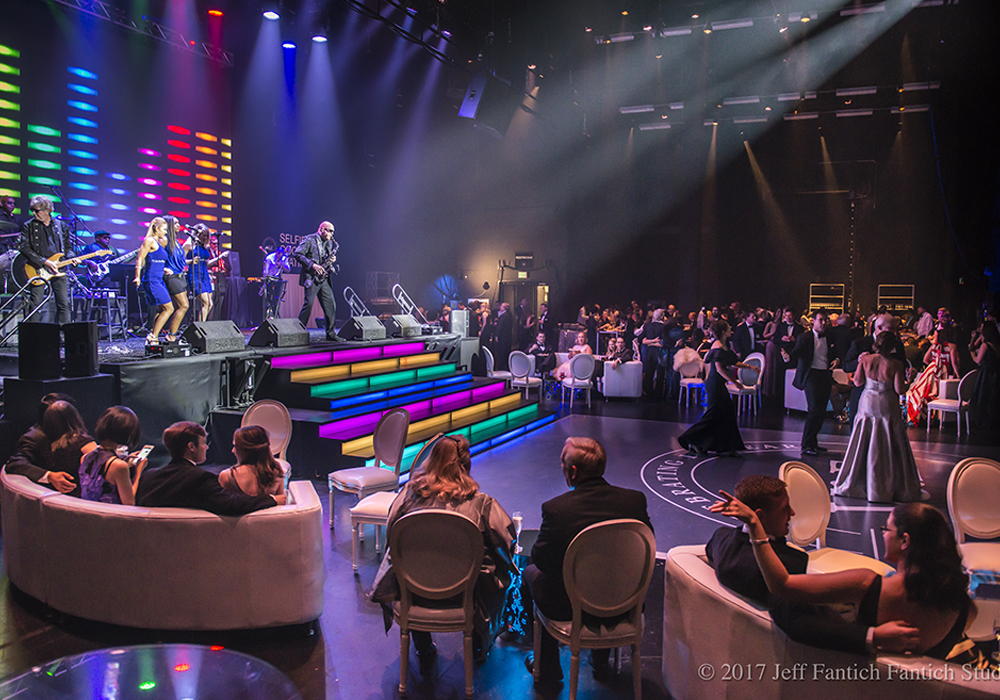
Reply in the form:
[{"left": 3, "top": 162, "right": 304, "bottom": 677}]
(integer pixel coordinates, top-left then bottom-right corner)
[
  {"left": 483, "top": 346, "right": 496, "bottom": 375},
  {"left": 563, "top": 519, "right": 655, "bottom": 624},
  {"left": 674, "top": 348, "right": 702, "bottom": 377},
  {"left": 745, "top": 351, "right": 765, "bottom": 369},
  {"left": 779, "top": 460, "right": 831, "bottom": 548},
  {"left": 373, "top": 408, "right": 411, "bottom": 477},
  {"left": 739, "top": 357, "right": 763, "bottom": 387},
  {"left": 509, "top": 351, "right": 532, "bottom": 380},
  {"left": 241, "top": 399, "right": 292, "bottom": 462},
  {"left": 958, "top": 369, "right": 979, "bottom": 403},
  {"left": 569, "top": 353, "right": 596, "bottom": 381},
  {"left": 947, "top": 457, "right": 1000, "bottom": 544},
  {"left": 390, "top": 510, "right": 483, "bottom": 621}
]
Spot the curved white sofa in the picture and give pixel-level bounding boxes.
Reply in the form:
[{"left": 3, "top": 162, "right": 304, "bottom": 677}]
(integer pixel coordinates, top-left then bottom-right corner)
[
  {"left": 664, "top": 545, "right": 1000, "bottom": 700},
  {"left": 1, "top": 469, "right": 325, "bottom": 631}
]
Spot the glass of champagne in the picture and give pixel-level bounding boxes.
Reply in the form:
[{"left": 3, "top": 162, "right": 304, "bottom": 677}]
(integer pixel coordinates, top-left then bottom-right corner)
[
  {"left": 512, "top": 511, "right": 523, "bottom": 554},
  {"left": 993, "top": 612, "right": 1000, "bottom": 662}
]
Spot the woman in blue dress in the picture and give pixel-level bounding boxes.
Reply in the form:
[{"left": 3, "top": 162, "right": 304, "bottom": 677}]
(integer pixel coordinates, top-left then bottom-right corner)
[
  {"left": 162, "top": 215, "right": 191, "bottom": 339},
  {"left": 678, "top": 320, "right": 746, "bottom": 456},
  {"left": 187, "top": 224, "right": 215, "bottom": 322},
  {"left": 134, "top": 217, "right": 174, "bottom": 344}
]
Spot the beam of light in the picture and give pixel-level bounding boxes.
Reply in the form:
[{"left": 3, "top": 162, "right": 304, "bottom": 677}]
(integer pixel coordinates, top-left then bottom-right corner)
[{"left": 743, "top": 140, "right": 810, "bottom": 275}]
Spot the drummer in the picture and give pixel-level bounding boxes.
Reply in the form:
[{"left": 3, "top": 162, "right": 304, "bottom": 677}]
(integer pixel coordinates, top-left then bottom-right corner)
[{"left": 0, "top": 195, "right": 21, "bottom": 231}]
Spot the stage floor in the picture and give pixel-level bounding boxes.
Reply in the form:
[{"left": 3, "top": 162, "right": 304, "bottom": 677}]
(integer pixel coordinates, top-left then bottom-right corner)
[{"left": 0, "top": 400, "right": 998, "bottom": 699}]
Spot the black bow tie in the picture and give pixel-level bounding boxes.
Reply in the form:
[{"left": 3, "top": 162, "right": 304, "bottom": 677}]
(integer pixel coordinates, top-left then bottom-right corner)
[{"left": 815, "top": 332, "right": 826, "bottom": 339}]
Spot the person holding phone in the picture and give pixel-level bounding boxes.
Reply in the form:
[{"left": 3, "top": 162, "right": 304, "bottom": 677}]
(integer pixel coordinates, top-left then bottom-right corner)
[{"left": 79, "top": 406, "right": 150, "bottom": 506}]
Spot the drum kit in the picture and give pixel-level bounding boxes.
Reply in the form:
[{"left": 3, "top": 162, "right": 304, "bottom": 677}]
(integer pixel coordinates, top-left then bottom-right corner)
[{"left": 0, "top": 220, "right": 21, "bottom": 293}]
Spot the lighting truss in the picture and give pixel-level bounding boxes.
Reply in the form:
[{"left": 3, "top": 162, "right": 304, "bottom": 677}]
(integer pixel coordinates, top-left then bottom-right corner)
[
  {"left": 48, "top": 0, "right": 234, "bottom": 67},
  {"left": 339, "top": 0, "right": 456, "bottom": 66}
]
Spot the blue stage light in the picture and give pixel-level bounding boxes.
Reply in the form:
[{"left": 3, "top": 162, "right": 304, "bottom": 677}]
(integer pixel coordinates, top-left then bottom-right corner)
[
  {"left": 67, "top": 116, "right": 97, "bottom": 128},
  {"left": 263, "top": 10, "right": 279, "bottom": 20},
  {"left": 109, "top": 220, "right": 129, "bottom": 227},
  {"left": 67, "top": 100, "right": 97, "bottom": 112},
  {"left": 108, "top": 173, "right": 130, "bottom": 180},
  {"left": 68, "top": 149, "right": 97, "bottom": 160},
  {"left": 109, "top": 203, "right": 130, "bottom": 210},
  {"left": 282, "top": 41, "right": 296, "bottom": 49},
  {"left": 68, "top": 198, "right": 97, "bottom": 207},
  {"left": 67, "top": 67, "right": 98, "bottom": 80},
  {"left": 68, "top": 182, "right": 97, "bottom": 190},
  {"left": 109, "top": 188, "right": 128, "bottom": 196},
  {"left": 68, "top": 133, "right": 98, "bottom": 144},
  {"left": 68, "top": 83, "right": 98, "bottom": 96},
  {"left": 68, "top": 166, "right": 97, "bottom": 175}
]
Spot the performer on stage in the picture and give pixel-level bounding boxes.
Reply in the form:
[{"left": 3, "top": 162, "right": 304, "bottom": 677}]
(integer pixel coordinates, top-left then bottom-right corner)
[
  {"left": 19, "top": 195, "right": 71, "bottom": 324},
  {"left": 293, "top": 221, "right": 342, "bottom": 341},
  {"left": 78, "top": 230, "right": 117, "bottom": 289},
  {"left": 134, "top": 218, "right": 174, "bottom": 343},
  {"left": 162, "top": 216, "right": 190, "bottom": 337},
  {"left": 187, "top": 224, "right": 222, "bottom": 323},
  {"left": 262, "top": 245, "right": 291, "bottom": 320},
  {"left": 207, "top": 232, "right": 229, "bottom": 320},
  {"left": 0, "top": 194, "right": 22, "bottom": 230}
]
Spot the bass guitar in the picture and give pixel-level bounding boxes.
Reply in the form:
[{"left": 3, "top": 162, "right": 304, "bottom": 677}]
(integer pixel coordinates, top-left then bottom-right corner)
[
  {"left": 14, "top": 250, "right": 109, "bottom": 287},
  {"left": 87, "top": 247, "right": 139, "bottom": 286}
]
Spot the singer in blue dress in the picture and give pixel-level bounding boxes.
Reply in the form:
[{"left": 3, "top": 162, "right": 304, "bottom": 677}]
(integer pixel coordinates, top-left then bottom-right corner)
[
  {"left": 134, "top": 218, "right": 173, "bottom": 344},
  {"left": 186, "top": 224, "right": 215, "bottom": 322}
]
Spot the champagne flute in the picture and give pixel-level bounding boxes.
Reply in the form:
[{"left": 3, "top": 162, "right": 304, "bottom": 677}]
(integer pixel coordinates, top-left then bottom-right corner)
[
  {"left": 993, "top": 612, "right": 1000, "bottom": 662},
  {"left": 512, "top": 511, "right": 523, "bottom": 554}
]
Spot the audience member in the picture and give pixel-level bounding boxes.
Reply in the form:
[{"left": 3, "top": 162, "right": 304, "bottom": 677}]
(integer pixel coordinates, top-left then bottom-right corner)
[
  {"left": 791, "top": 310, "right": 836, "bottom": 456},
  {"left": 526, "top": 331, "right": 557, "bottom": 375},
  {"left": 369, "top": 434, "right": 515, "bottom": 663},
  {"left": 493, "top": 302, "right": 513, "bottom": 371},
  {"left": 136, "top": 421, "right": 282, "bottom": 514},
  {"left": 553, "top": 331, "right": 592, "bottom": 379},
  {"left": 906, "top": 325, "right": 960, "bottom": 425},
  {"left": 637, "top": 308, "right": 666, "bottom": 398},
  {"left": 218, "top": 425, "right": 286, "bottom": 498},
  {"left": 970, "top": 320, "right": 1000, "bottom": 434},
  {"left": 79, "top": 406, "right": 148, "bottom": 505},
  {"left": 522, "top": 437, "right": 652, "bottom": 685},
  {"left": 5, "top": 393, "right": 86, "bottom": 494}
]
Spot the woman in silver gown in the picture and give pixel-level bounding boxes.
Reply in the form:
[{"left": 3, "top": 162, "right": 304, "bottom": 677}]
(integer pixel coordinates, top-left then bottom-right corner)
[{"left": 832, "top": 331, "right": 921, "bottom": 503}]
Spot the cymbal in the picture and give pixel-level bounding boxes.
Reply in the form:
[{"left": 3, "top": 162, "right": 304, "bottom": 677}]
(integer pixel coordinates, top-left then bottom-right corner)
[{"left": 0, "top": 220, "right": 21, "bottom": 231}]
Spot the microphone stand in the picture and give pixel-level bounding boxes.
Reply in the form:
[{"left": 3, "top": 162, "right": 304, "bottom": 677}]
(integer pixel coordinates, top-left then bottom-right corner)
[{"left": 48, "top": 185, "right": 90, "bottom": 249}]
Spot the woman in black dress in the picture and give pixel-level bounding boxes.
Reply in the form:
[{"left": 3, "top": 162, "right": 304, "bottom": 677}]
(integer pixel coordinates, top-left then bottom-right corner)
[
  {"left": 970, "top": 320, "right": 1000, "bottom": 434},
  {"left": 678, "top": 320, "right": 746, "bottom": 456}
]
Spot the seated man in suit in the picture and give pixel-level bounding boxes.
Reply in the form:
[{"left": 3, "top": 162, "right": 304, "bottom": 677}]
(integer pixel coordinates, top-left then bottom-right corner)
[
  {"left": 5, "top": 392, "right": 82, "bottom": 494},
  {"left": 523, "top": 437, "right": 653, "bottom": 685},
  {"left": 136, "top": 421, "right": 284, "bottom": 514},
  {"left": 707, "top": 474, "right": 919, "bottom": 655}
]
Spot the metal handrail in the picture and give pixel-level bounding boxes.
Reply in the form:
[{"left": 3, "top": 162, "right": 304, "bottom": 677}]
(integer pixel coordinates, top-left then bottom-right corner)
[
  {"left": 391, "top": 283, "right": 428, "bottom": 324},
  {"left": 343, "top": 286, "right": 373, "bottom": 318},
  {"left": 0, "top": 276, "right": 52, "bottom": 345}
]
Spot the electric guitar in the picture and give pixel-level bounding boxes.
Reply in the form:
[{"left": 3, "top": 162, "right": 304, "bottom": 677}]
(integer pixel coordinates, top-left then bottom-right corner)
[
  {"left": 14, "top": 250, "right": 109, "bottom": 287},
  {"left": 87, "top": 247, "right": 139, "bottom": 286}
]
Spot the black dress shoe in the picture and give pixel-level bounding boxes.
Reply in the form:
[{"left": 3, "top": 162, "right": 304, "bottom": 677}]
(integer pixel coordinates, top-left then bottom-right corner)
[
  {"left": 801, "top": 447, "right": 819, "bottom": 456},
  {"left": 327, "top": 334, "right": 345, "bottom": 342},
  {"left": 814, "top": 446, "right": 829, "bottom": 453},
  {"left": 525, "top": 653, "right": 563, "bottom": 685}
]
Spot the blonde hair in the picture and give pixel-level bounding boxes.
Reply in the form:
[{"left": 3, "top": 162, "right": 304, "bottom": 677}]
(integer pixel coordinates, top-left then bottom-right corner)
[{"left": 144, "top": 217, "right": 166, "bottom": 240}]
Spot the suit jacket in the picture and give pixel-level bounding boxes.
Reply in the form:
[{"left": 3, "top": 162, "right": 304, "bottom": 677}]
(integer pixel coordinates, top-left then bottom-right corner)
[
  {"left": 5, "top": 426, "right": 51, "bottom": 483},
  {"left": 136, "top": 459, "right": 276, "bottom": 515},
  {"left": 20, "top": 217, "right": 70, "bottom": 269},
  {"left": 292, "top": 233, "right": 338, "bottom": 287},
  {"left": 843, "top": 334, "right": 906, "bottom": 374},
  {"left": 530, "top": 476, "right": 652, "bottom": 619},
  {"left": 790, "top": 331, "right": 832, "bottom": 390},
  {"left": 494, "top": 310, "right": 513, "bottom": 350},
  {"left": 706, "top": 526, "right": 869, "bottom": 655},
  {"left": 732, "top": 323, "right": 759, "bottom": 360}
]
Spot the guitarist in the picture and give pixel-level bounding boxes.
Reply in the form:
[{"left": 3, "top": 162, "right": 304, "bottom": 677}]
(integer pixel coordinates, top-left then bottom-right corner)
[
  {"left": 19, "top": 195, "right": 71, "bottom": 324},
  {"left": 293, "top": 220, "right": 343, "bottom": 341},
  {"left": 78, "top": 230, "right": 117, "bottom": 289}
]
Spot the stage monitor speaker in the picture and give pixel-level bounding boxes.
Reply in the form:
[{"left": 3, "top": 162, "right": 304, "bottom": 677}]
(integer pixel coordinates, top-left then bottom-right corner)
[
  {"left": 63, "top": 321, "right": 99, "bottom": 377},
  {"left": 340, "top": 316, "right": 386, "bottom": 341},
  {"left": 18, "top": 323, "right": 61, "bottom": 380},
  {"left": 182, "top": 320, "right": 245, "bottom": 354},
  {"left": 384, "top": 314, "right": 421, "bottom": 338},
  {"left": 248, "top": 318, "right": 310, "bottom": 347},
  {"left": 450, "top": 309, "right": 469, "bottom": 338},
  {"left": 458, "top": 72, "right": 520, "bottom": 138}
]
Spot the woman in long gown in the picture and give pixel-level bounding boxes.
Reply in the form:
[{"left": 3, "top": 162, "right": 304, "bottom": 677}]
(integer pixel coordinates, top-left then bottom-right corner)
[
  {"left": 762, "top": 308, "right": 801, "bottom": 404},
  {"left": 905, "top": 326, "right": 959, "bottom": 425},
  {"left": 553, "top": 331, "right": 593, "bottom": 379},
  {"left": 678, "top": 320, "right": 746, "bottom": 456},
  {"left": 833, "top": 331, "right": 921, "bottom": 503},
  {"left": 970, "top": 321, "right": 1000, "bottom": 434}
]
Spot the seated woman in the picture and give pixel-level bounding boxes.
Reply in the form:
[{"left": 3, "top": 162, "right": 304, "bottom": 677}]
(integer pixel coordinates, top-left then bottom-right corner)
[
  {"left": 553, "top": 331, "right": 593, "bottom": 379},
  {"left": 711, "top": 494, "right": 992, "bottom": 666},
  {"left": 369, "top": 434, "right": 516, "bottom": 662},
  {"left": 42, "top": 400, "right": 97, "bottom": 498},
  {"left": 906, "top": 326, "right": 960, "bottom": 425},
  {"left": 79, "top": 406, "right": 148, "bottom": 505},
  {"left": 218, "top": 425, "right": 287, "bottom": 498}
]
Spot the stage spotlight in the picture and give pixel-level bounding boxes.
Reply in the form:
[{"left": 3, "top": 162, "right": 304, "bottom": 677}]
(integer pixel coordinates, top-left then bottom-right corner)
[
  {"left": 263, "top": 10, "right": 280, "bottom": 20},
  {"left": 312, "top": 32, "right": 327, "bottom": 43},
  {"left": 208, "top": 9, "right": 223, "bottom": 17},
  {"left": 282, "top": 41, "right": 296, "bottom": 49}
]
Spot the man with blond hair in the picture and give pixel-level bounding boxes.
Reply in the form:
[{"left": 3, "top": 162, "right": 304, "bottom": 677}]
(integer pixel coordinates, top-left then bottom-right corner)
[{"left": 523, "top": 437, "right": 652, "bottom": 685}]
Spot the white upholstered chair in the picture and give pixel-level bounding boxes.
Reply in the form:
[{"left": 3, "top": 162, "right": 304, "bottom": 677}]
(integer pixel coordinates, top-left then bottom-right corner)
[
  {"left": 509, "top": 350, "right": 542, "bottom": 398},
  {"left": 779, "top": 461, "right": 895, "bottom": 576},
  {"left": 674, "top": 348, "right": 704, "bottom": 408},
  {"left": 561, "top": 353, "right": 596, "bottom": 409},
  {"left": 328, "top": 408, "right": 410, "bottom": 530},
  {"left": 389, "top": 510, "right": 483, "bottom": 698},
  {"left": 927, "top": 369, "right": 978, "bottom": 437},
  {"left": 483, "top": 345, "right": 511, "bottom": 380},
  {"left": 533, "top": 519, "right": 655, "bottom": 700},
  {"left": 241, "top": 399, "right": 293, "bottom": 487},
  {"left": 727, "top": 354, "right": 763, "bottom": 416}
]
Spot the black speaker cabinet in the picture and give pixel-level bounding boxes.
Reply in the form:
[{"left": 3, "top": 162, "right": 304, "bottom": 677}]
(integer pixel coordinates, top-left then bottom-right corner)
[
  {"left": 340, "top": 316, "right": 386, "bottom": 341},
  {"left": 384, "top": 314, "right": 421, "bottom": 338},
  {"left": 62, "top": 321, "right": 99, "bottom": 377},
  {"left": 182, "top": 320, "right": 245, "bottom": 354},
  {"left": 18, "top": 323, "right": 61, "bottom": 380},
  {"left": 248, "top": 318, "right": 310, "bottom": 347}
]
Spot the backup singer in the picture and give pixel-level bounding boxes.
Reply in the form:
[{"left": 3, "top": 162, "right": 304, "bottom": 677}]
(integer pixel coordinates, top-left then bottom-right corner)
[
  {"left": 162, "top": 216, "right": 190, "bottom": 337},
  {"left": 187, "top": 224, "right": 217, "bottom": 322},
  {"left": 19, "top": 195, "right": 71, "bottom": 324},
  {"left": 293, "top": 221, "right": 343, "bottom": 341}
]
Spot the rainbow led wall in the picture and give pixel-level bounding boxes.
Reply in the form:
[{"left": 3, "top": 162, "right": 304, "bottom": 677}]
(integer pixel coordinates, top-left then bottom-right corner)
[{"left": 0, "top": 42, "right": 233, "bottom": 247}]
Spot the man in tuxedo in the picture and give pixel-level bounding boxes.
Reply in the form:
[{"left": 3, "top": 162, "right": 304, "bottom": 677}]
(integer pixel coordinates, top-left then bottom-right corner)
[
  {"left": 791, "top": 310, "right": 837, "bottom": 456},
  {"left": 136, "top": 421, "right": 281, "bottom": 514},
  {"left": 538, "top": 302, "right": 556, "bottom": 348},
  {"left": 731, "top": 311, "right": 760, "bottom": 360},
  {"left": 707, "top": 475, "right": 919, "bottom": 655},
  {"left": 493, "top": 302, "right": 513, "bottom": 371},
  {"left": 523, "top": 437, "right": 652, "bottom": 685}
]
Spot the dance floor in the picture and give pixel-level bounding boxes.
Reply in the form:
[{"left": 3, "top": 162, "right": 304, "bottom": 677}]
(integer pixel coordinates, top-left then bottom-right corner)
[{"left": 1, "top": 401, "right": 997, "bottom": 699}]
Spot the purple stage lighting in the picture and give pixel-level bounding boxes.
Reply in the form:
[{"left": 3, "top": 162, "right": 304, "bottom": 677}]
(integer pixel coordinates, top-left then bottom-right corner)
[{"left": 263, "top": 10, "right": 279, "bottom": 20}]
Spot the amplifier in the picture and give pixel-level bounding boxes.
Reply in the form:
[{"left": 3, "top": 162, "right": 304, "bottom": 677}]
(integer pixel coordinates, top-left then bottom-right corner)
[
  {"left": 340, "top": 316, "right": 386, "bottom": 341},
  {"left": 384, "top": 314, "right": 421, "bottom": 338},
  {"left": 145, "top": 341, "right": 192, "bottom": 358},
  {"left": 182, "top": 321, "right": 245, "bottom": 354}
]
